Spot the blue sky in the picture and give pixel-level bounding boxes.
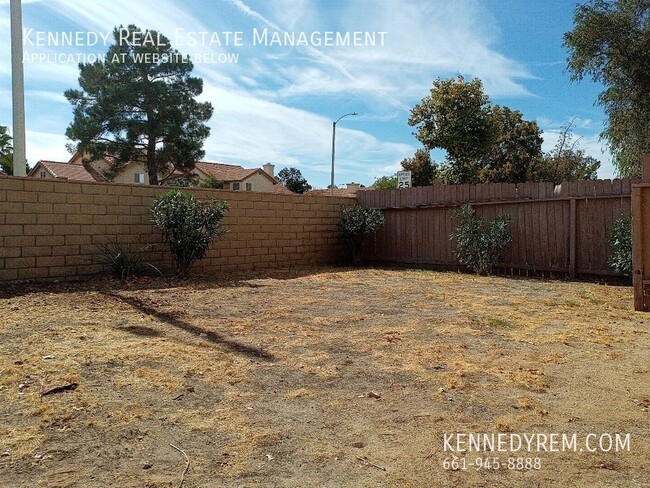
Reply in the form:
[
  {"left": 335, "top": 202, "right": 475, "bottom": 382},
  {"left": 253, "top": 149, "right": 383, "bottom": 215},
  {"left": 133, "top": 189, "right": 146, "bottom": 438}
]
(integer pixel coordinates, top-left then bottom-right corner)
[{"left": 0, "top": 0, "right": 615, "bottom": 188}]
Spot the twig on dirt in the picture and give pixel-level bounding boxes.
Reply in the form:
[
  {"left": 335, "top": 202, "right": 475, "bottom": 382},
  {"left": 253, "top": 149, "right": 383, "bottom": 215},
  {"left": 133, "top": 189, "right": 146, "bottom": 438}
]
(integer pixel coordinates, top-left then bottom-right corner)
[
  {"left": 170, "top": 443, "right": 190, "bottom": 488},
  {"left": 40, "top": 382, "right": 77, "bottom": 396},
  {"left": 357, "top": 456, "right": 387, "bottom": 471},
  {"left": 424, "top": 447, "right": 439, "bottom": 460},
  {"left": 172, "top": 393, "right": 184, "bottom": 401}
]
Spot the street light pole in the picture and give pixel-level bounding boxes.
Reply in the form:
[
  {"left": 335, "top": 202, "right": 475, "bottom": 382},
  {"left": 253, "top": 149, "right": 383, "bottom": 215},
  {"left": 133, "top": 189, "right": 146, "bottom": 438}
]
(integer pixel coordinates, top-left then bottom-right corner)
[
  {"left": 330, "top": 112, "right": 357, "bottom": 196},
  {"left": 10, "top": 0, "right": 26, "bottom": 176}
]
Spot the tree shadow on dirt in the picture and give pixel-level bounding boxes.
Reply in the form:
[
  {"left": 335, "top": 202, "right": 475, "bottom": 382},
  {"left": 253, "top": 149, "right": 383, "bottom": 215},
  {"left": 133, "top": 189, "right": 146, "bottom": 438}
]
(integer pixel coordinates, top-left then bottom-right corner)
[
  {"left": 0, "top": 266, "right": 352, "bottom": 300},
  {"left": 102, "top": 291, "right": 275, "bottom": 361}
]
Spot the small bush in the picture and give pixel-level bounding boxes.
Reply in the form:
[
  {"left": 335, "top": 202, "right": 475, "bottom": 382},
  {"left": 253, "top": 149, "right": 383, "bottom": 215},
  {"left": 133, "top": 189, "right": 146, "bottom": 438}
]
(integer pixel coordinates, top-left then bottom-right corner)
[
  {"left": 450, "top": 204, "right": 511, "bottom": 275},
  {"left": 338, "top": 205, "right": 385, "bottom": 265},
  {"left": 608, "top": 216, "right": 632, "bottom": 275},
  {"left": 151, "top": 190, "right": 229, "bottom": 276},
  {"left": 97, "top": 242, "right": 151, "bottom": 282}
]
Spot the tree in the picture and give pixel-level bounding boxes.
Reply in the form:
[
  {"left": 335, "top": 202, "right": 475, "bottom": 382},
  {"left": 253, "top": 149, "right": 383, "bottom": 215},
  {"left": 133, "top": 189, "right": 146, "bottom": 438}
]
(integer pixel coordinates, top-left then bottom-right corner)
[
  {"left": 277, "top": 167, "right": 312, "bottom": 194},
  {"left": 409, "top": 76, "right": 495, "bottom": 183},
  {"left": 479, "top": 106, "right": 543, "bottom": 183},
  {"left": 0, "top": 126, "right": 12, "bottom": 174},
  {"left": 400, "top": 148, "right": 440, "bottom": 186},
  {"left": 372, "top": 175, "right": 397, "bottom": 189},
  {"left": 65, "top": 25, "right": 213, "bottom": 185},
  {"left": 564, "top": 0, "right": 650, "bottom": 177},
  {"left": 530, "top": 120, "right": 601, "bottom": 184},
  {"left": 408, "top": 76, "right": 544, "bottom": 184}
]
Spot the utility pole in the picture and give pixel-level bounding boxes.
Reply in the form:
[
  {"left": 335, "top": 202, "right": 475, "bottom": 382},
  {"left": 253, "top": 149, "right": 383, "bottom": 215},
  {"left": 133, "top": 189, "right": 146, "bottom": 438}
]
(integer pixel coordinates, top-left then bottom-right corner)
[{"left": 10, "top": 0, "right": 27, "bottom": 176}]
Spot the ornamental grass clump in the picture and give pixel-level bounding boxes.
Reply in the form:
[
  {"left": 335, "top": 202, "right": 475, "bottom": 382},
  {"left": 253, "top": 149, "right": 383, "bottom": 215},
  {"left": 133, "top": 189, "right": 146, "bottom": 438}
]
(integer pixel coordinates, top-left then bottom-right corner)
[{"left": 151, "top": 190, "right": 229, "bottom": 276}]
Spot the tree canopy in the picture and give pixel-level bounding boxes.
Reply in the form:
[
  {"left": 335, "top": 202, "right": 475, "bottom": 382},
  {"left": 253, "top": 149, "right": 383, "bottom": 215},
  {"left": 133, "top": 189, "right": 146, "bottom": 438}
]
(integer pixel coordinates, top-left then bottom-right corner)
[
  {"left": 408, "top": 76, "right": 544, "bottom": 184},
  {"left": 277, "top": 167, "right": 312, "bottom": 194},
  {"left": 530, "top": 120, "right": 600, "bottom": 184},
  {"left": 479, "top": 106, "right": 543, "bottom": 183},
  {"left": 372, "top": 175, "right": 397, "bottom": 189},
  {"left": 400, "top": 148, "right": 440, "bottom": 186},
  {"left": 564, "top": 0, "right": 650, "bottom": 177},
  {"left": 65, "top": 25, "right": 213, "bottom": 185},
  {"left": 0, "top": 126, "right": 12, "bottom": 174},
  {"left": 409, "top": 76, "right": 495, "bottom": 171}
]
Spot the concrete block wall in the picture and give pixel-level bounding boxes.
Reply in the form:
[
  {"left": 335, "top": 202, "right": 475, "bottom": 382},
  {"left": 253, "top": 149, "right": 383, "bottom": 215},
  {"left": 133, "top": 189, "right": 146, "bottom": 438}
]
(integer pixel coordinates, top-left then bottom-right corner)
[{"left": 0, "top": 176, "right": 355, "bottom": 281}]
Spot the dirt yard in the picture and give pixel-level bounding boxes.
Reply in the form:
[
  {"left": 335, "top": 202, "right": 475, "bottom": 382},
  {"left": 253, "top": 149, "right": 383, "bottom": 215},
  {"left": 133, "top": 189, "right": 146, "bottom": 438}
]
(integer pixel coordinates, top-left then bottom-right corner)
[{"left": 0, "top": 267, "right": 648, "bottom": 488}]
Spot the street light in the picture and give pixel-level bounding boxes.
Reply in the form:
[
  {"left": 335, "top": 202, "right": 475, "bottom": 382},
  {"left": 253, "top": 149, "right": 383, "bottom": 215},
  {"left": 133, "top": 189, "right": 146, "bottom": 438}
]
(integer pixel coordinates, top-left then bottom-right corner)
[{"left": 330, "top": 112, "right": 357, "bottom": 196}]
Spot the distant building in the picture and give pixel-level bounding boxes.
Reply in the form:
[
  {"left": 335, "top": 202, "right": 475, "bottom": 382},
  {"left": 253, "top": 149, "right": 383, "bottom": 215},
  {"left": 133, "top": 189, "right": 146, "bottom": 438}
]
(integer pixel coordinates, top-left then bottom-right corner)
[
  {"left": 308, "top": 182, "right": 365, "bottom": 198},
  {"left": 28, "top": 153, "right": 292, "bottom": 193}
]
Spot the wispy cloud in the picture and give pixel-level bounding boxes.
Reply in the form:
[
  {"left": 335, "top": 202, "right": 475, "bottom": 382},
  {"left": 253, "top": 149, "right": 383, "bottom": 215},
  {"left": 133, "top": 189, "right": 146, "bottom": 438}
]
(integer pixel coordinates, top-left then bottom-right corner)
[{"left": 1, "top": 0, "right": 592, "bottom": 186}]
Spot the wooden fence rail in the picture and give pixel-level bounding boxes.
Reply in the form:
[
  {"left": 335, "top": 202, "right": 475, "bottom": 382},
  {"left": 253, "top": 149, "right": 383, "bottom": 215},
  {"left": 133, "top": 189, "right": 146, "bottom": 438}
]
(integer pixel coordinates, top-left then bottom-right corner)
[{"left": 357, "top": 179, "right": 634, "bottom": 278}]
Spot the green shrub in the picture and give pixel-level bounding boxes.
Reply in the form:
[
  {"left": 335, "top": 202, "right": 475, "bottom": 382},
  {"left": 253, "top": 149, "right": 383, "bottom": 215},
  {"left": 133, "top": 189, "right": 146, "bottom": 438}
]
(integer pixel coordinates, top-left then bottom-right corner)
[
  {"left": 608, "top": 216, "right": 632, "bottom": 275},
  {"left": 151, "top": 190, "right": 229, "bottom": 276},
  {"left": 198, "top": 176, "right": 225, "bottom": 189},
  {"left": 450, "top": 204, "right": 511, "bottom": 275},
  {"left": 337, "top": 205, "right": 385, "bottom": 265}
]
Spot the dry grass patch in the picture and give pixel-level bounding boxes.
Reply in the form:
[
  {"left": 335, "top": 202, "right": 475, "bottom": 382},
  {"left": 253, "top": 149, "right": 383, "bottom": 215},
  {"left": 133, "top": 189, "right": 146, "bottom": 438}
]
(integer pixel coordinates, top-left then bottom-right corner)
[{"left": 0, "top": 267, "right": 648, "bottom": 487}]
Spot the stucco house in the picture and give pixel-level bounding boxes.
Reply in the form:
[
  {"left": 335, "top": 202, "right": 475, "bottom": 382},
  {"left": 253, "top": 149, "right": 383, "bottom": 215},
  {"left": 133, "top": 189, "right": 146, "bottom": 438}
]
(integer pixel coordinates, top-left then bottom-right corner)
[
  {"left": 28, "top": 153, "right": 293, "bottom": 193},
  {"left": 191, "top": 162, "right": 291, "bottom": 193}
]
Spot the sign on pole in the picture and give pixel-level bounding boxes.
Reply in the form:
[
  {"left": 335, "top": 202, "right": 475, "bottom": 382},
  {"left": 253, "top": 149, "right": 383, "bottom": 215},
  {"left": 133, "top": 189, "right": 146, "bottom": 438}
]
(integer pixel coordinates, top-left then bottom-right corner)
[{"left": 397, "top": 170, "right": 412, "bottom": 189}]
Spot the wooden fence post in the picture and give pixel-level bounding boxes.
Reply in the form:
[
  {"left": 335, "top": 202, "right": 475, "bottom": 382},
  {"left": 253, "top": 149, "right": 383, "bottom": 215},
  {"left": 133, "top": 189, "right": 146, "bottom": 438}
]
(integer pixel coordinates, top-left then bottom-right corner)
[{"left": 632, "top": 154, "right": 650, "bottom": 311}]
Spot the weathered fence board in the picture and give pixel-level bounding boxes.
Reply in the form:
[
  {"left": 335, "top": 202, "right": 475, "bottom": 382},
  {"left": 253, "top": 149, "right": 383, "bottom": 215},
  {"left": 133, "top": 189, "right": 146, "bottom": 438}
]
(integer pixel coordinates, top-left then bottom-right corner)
[{"left": 358, "top": 179, "right": 634, "bottom": 277}]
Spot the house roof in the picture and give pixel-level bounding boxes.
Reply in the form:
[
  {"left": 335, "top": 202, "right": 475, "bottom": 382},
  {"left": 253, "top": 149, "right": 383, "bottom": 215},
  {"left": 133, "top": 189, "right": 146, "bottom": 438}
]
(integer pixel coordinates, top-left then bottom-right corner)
[
  {"left": 194, "top": 161, "right": 279, "bottom": 185},
  {"left": 28, "top": 160, "right": 106, "bottom": 182},
  {"left": 193, "top": 162, "right": 258, "bottom": 182},
  {"left": 271, "top": 183, "right": 295, "bottom": 195}
]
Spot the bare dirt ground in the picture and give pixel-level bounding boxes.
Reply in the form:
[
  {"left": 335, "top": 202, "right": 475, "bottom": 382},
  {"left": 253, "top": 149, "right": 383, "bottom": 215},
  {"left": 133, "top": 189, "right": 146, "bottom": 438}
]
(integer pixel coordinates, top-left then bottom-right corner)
[{"left": 0, "top": 267, "right": 648, "bottom": 488}]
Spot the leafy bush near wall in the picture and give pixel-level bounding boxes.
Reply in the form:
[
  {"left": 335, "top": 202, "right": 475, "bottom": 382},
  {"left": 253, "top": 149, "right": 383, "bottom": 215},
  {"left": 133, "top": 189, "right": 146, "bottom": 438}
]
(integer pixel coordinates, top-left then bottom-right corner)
[
  {"left": 608, "top": 216, "right": 632, "bottom": 275},
  {"left": 450, "top": 204, "right": 511, "bottom": 275},
  {"left": 338, "top": 205, "right": 385, "bottom": 265},
  {"left": 151, "top": 190, "right": 229, "bottom": 276}
]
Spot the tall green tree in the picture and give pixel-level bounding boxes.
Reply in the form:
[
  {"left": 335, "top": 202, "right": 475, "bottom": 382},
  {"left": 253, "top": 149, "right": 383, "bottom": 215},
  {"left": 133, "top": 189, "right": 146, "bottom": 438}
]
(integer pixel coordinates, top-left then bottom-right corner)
[
  {"left": 0, "top": 126, "right": 12, "bottom": 174},
  {"left": 564, "top": 0, "right": 650, "bottom": 177},
  {"left": 277, "top": 167, "right": 312, "bottom": 194},
  {"left": 408, "top": 76, "right": 544, "bottom": 184},
  {"left": 400, "top": 148, "right": 440, "bottom": 186},
  {"left": 409, "top": 76, "right": 495, "bottom": 183},
  {"left": 479, "top": 106, "right": 543, "bottom": 183},
  {"left": 65, "top": 25, "right": 213, "bottom": 185}
]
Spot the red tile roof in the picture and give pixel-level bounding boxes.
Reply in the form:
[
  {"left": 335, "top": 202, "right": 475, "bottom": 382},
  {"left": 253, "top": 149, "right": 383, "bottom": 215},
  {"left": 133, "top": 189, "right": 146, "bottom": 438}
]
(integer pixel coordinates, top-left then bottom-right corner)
[
  {"left": 28, "top": 160, "right": 106, "bottom": 182},
  {"left": 271, "top": 183, "right": 295, "bottom": 194},
  {"left": 194, "top": 162, "right": 261, "bottom": 182}
]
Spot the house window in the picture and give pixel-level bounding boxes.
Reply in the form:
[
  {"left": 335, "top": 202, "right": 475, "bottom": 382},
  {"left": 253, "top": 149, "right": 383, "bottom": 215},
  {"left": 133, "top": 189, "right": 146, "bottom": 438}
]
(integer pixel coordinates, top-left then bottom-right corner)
[
  {"left": 134, "top": 173, "right": 145, "bottom": 183},
  {"left": 232, "top": 182, "right": 240, "bottom": 191},
  {"left": 40, "top": 171, "right": 46, "bottom": 179},
  {"left": 246, "top": 183, "right": 253, "bottom": 192}
]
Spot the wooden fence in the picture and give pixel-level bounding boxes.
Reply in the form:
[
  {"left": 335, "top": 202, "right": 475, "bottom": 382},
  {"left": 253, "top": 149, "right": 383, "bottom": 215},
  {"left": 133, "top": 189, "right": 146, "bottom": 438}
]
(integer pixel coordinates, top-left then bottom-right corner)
[{"left": 358, "top": 179, "right": 633, "bottom": 277}]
